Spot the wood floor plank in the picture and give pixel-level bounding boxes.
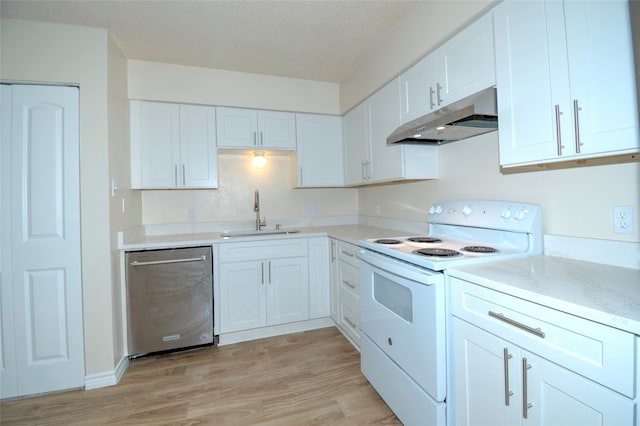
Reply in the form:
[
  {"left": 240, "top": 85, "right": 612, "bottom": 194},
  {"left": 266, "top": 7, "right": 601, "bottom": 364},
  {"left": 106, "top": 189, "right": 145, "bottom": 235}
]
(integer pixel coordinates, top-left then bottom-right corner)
[{"left": 1, "top": 327, "right": 401, "bottom": 425}]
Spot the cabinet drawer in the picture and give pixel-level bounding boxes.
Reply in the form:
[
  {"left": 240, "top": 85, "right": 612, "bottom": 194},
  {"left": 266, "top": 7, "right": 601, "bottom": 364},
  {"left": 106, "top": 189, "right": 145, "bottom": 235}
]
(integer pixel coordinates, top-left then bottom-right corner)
[
  {"left": 338, "top": 260, "right": 359, "bottom": 297},
  {"left": 219, "top": 238, "right": 308, "bottom": 263},
  {"left": 451, "top": 277, "right": 636, "bottom": 398},
  {"left": 339, "top": 289, "right": 360, "bottom": 346},
  {"left": 337, "top": 241, "right": 359, "bottom": 267}
]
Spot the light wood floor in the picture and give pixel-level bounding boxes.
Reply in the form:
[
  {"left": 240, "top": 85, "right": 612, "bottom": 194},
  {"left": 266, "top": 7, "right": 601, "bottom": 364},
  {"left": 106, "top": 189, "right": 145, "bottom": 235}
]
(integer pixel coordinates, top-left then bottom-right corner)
[{"left": 1, "top": 327, "right": 401, "bottom": 425}]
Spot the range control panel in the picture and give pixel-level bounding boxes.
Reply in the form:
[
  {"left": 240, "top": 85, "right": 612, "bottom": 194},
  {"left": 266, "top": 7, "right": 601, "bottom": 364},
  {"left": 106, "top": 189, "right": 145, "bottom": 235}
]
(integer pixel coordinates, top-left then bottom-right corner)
[{"left": 428, "top": 200, "right": 541, "bottom": 233}]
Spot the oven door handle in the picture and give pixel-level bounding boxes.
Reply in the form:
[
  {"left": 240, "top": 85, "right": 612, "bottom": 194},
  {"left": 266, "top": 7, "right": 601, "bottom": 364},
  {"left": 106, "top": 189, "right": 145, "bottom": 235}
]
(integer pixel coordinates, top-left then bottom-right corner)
[{"left": 358, "top": 249, "right": 439, "bottom": 286}]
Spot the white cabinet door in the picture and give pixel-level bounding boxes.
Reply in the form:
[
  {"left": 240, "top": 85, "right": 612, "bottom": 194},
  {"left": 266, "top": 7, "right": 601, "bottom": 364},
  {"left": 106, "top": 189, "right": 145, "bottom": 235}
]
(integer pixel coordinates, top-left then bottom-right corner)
[
  {"left": 216, "top": 107, "right": 258, "bottom": 148},
  {"left": 562, "top": 0, "right": 639, "bottom": 156},
  {"left": 267, "top": 257, "right": 309, "bottom": 325},
  {"left": 308, "top": 237, "right": 330, "bottom": 319},
  {"left": 368, "top": 78, "right": 405, "bottom": 182},
  {"left": 441, "top": 13, "right": 496, "bottom": 105},
  {"left": 179, "top": 105, "right": 218, "bottom": 188},
  {"left": 0, "top": 84, "right": 84, "bottom": 398},
  {"left": 453, "top": 318, "right": 520, "bottom": 426},
  {"left": 138, "top": 101, "right": 181, "bottom": 188},
  {"left": 294, "top": 114, "right": 343, "bottom": 187},
  {"left": 342, "top": 102, "right": 370, "bottom": 185},
  {"left": 219, "top": 260, "right": 266, "bottom": 333},
  {"left": 400, "top": 53, "right": 439, "bottom": 124},
  {"left": 495, "top": 0, "right": 639, "bottom": 167},
  {"left": 217, "top": 107, "right": 296, "bottom": 150},
  {"left": 258, "top": 110, "right": 296, "bottom": 149}
]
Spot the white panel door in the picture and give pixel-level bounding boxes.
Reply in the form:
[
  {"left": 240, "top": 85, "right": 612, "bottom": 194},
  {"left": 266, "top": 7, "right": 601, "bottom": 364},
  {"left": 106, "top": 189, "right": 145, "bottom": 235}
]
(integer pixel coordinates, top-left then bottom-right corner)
[
  {"left": 216, "top": 107, "right": 258, "bottom": 148},
  {"left": 342, "top": 102, "right": 369, "bottom": 185},
  {"left": 294, "top": 114, "right": 343, "bottom": 187},
  {"left": 140, "top": 101, "right": 180, "bottom": 188},
  {"left": 219, "top": 260, "right": 266, "bottom": 333},
  {"left": 400, "top": 53, "right": 439, "bottom": 123},
  {"left": 368, "top": 78, "right": 404, "bottom": 182},
  {"left": 266, "top": 257, "right": 309, "bottom": 326},
  {"left": 258, "top": 111, "right": 296, "bottom": 149},
  {"left": 1, "top": 84, "right": 84, "bottom": 398},
  {"left": 179, "top": 105, "right": 218, "bottom": 188}
]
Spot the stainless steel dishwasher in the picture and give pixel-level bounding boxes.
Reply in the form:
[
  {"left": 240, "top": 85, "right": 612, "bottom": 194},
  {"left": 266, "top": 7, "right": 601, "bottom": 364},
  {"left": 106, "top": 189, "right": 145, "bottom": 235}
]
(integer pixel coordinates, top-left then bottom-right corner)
[{"left": 126, "top": 246, "right": 214, "bottom": 357}]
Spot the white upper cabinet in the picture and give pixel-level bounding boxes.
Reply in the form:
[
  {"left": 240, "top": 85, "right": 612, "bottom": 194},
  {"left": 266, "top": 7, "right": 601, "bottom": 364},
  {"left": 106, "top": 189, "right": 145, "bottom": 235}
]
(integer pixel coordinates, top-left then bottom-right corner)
[
  {"left": 293, "top": 113, "right": 344, "bottom": 187},
  {"left": 495, "top": 0, "right": 639, "bottom": 167},
  {"left": 400, "top": 13, "right": 496, "bottom": 124},
  {"left": 343, "top": 78, "right": 439, "bottom": 186},
  {"left": 130, "top": 100, "right": 218, "bottom": 189},
  {"left": 217, "top": 107, "right": 296, "bottom": 150}
]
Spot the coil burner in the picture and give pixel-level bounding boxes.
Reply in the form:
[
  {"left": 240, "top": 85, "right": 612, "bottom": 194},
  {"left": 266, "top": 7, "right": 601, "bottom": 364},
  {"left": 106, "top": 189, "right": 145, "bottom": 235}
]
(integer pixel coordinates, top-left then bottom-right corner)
[
  {"left": 461, "top": 246, "right": 498, "bottom": 254},
  {"left": 406, "top": 237, "right": 443, "bottom": 244},
  {"left": 374, "top": 239, "right": 404, "bottom": 246},
  {"left": 413, "top": 248, "right": 462, "bottom": 257}
]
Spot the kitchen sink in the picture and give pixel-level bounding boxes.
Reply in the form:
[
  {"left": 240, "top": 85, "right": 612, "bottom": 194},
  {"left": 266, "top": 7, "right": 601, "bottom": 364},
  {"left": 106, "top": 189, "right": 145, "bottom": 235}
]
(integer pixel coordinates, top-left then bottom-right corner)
[{"left": 220, "top": 228, "right": 300, "bottom": 238}]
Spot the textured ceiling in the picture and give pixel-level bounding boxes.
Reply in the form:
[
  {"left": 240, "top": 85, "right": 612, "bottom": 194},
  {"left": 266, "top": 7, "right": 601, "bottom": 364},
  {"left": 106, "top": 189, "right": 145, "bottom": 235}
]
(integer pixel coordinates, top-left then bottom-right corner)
[{"left": 1, "top": 0, "right": 419, "bottom": 83}]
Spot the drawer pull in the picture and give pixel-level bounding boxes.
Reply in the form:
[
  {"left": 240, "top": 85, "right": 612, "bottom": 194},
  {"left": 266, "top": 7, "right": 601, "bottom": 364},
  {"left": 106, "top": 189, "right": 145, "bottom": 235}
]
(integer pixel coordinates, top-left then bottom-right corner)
[
  {"left": 341, "top": 249, "right": 354, "bottom": 257},
  {"left": 344, "top": 317, "right": 356, "bottom": 329},
  {"left": 342, "top": 280, "right": 356, "bottom": 289},
  {"left": 388, "top": 337, "right": 393, "bottom": 346},
  {"left": 488, "top": 311, "right": 545, "bottom": 338},
  {"left": 503, "top": 348, "right": 513, "bottom": 406}
]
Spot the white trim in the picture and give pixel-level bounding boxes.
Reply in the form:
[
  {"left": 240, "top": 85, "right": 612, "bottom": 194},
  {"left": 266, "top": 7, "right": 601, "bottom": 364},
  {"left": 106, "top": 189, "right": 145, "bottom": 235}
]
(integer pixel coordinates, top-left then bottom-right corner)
[
  {"left": 84, "top": 356, "right": 129, "bottom": 390},
  {"left": 218, "top": 317, "right": 334, "bottom": 346}
]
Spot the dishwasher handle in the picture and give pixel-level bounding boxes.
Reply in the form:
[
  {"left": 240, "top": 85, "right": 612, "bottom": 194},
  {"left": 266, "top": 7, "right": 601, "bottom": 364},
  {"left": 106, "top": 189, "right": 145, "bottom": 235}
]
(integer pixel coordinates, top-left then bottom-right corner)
[{"left": 130, "top": 255, "right": 206, "bottom": 267}]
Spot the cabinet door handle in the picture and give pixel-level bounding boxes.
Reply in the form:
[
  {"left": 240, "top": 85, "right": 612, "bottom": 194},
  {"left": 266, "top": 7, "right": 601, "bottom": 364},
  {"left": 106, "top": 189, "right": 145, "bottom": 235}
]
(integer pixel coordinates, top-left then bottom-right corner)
[
  {"left": 488, "top": 311, "right": 545, "bottom": 338},
  {"left": 436, "top": 83, "right": 443, "bottom": 106},
  {"left": 182, "top": 164, "right": 186, "bottom": 186},
  {"left": 299, "top": 167, "right": 303, "bottom": 185},
  {"left": 522, "top": 357, "right": 532, "bottom": 419},
  {"left": 503, "top": 348, "right": 514, "bottom": 406},
  {"left": 573, "top": 99, "right": 582, "bottom": 154},
  {"left": 268, "top": 261, "right": 272, "bottom": 284},
  {"left": 130, "top": 255, "right": 206, "bottom": 267},
  {"left": 174, "top": 165, "right": 178, "bottom": 186},
  {"left": 342, "top": 280, "right": 355, "bottom": 289},
  {"left": 429, "top": 86, "right": 436, "bottom": 109},
  {"left": 253, "top": 131, "right": 257, "bottom": 146},
  {"left": 260, "top": 131, "right": 264, "bottom": 146},
  {"left": 554, "top": 104, "right": 563, "bottom": 156},
  {"left": 331, "top": 242, "right": 336, "bottom": 262},
  {"left": 261, "top": 262, "right": 265, "bottom": 285}
]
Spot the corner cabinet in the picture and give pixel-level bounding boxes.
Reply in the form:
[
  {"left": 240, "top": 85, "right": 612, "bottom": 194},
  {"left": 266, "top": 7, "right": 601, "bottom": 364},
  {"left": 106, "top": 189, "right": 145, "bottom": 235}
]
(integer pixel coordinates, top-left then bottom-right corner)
[
  {"left": 216, "top": 107, "right": 296, "bottom": 150},
  {"left": 451, "top": 278, "right": 636, "bottom": 426},
  {"left": 293, "top": 114, "right": 344, "bottom": 187},
  {"left": 399, "top": 13, "right": 496, "bottom": 124},
  {"left": 130, "top": 101, "right": 218, "bottom": 189},
  {"left": 343, "top": 78, "right": 439, "bottom": 186},
  {"left": 218, "top": 238, "right": 309, "bottom": 333},
  {"left": 494, "top": 0, "right": 639, "bottom": 167}
]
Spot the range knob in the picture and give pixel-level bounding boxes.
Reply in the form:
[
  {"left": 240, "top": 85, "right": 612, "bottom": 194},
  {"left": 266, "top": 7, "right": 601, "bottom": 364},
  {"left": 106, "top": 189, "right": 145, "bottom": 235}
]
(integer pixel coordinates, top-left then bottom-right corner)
[
  {"left": 500, "top": 208, "right": 512, "bottom": 219},
  {"left": 429, "top": 205, "right": 443, "bottom": 215},
  {"left": 462, "top": 206, "right": 472, "bottom": 217},
  {"left": 514, "top": 208, "right": 528, "bottom": 221}
]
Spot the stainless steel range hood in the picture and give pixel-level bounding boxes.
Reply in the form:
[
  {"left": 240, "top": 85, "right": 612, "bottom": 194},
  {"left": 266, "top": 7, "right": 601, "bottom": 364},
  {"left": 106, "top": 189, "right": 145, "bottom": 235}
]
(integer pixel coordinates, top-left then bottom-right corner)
[{"left": 387, "top": 87, "right": 498, "bottom": 145}]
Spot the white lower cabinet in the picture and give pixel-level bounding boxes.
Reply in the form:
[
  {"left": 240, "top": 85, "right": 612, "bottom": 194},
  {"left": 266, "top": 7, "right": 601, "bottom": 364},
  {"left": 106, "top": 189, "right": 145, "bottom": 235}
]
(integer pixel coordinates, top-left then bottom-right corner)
[
  {"left": 218, "top": 239, "right": 309, "bottom": 333},
  {"left": 334, "top": 240, "right": 361, "bottom": 347},
  {"left": 308, "top": 237, "right": 330, "bottom": 319},
  {"left": 451, "top": 278, "right": 636, "bottom": 426}
]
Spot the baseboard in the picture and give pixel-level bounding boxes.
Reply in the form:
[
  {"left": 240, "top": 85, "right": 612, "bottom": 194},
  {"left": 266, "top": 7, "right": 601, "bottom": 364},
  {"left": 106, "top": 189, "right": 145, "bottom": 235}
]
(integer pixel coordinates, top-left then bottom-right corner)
[
  {"left": 218, "top": 317, "right": 335, "bottom": 346},
  {"left": 84, "top": 355, "right": 129, "bottom": 390}
]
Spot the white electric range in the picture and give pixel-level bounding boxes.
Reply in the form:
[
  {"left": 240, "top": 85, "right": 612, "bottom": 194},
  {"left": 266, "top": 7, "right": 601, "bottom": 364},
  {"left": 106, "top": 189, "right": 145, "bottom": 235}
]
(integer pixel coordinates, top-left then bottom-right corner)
[{"left": 358, "top": 200, "right": 542, "bottom": 426}]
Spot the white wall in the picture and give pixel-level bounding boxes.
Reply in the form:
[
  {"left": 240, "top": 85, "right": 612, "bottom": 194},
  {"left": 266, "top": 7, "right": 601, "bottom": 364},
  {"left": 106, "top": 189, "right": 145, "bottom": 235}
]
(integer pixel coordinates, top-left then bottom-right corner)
[
  {"left": 358, "top": 133, "right": 640, "bottom": 242},
  {"left": 1, "top": 19, "right": 138, "bottom": 376},
  {"left": 128, "top": 60, "right": 340, "bottom": 114}
]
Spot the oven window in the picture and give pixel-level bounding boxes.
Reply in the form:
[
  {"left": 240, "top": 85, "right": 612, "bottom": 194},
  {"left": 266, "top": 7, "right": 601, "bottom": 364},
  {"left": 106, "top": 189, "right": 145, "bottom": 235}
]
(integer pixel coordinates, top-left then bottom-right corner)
[{"left": 373, "top": 272, "right": 412, "bottom": 322}]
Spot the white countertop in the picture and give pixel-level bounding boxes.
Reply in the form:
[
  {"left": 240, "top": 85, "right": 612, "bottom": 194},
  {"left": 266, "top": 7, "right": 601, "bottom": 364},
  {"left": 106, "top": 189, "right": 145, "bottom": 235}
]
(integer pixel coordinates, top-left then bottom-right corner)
[
  {"left": 448, "top": 255, "right": 640, "bottom": 336},
  {"left": 119, "top": 224, "right": 402, "bottom": 251}
]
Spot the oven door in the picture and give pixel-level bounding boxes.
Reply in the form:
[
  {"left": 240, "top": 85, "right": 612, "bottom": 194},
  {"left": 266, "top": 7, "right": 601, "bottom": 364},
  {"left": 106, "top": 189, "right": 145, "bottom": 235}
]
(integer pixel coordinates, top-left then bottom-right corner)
[{"left": 359, "top": 249, "right": 446, "bottom": 402}]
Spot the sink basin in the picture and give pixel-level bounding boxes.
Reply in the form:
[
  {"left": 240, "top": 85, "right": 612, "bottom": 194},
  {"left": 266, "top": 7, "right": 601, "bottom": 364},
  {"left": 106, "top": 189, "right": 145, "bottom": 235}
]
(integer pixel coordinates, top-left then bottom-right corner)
[{"left": 220, "top": 228, "right": 300, "bottom": 238}]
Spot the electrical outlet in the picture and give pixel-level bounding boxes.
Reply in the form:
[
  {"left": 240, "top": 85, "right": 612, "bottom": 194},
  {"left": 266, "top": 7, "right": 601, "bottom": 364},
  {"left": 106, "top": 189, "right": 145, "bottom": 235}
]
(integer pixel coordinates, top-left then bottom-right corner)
[
  {"left": 374, "top": 205, "right": 381, "bottom": 217},
  {"left": 612, "top": 206, "right": 634, "bottom": 234},
  {"left": 306, "top": 204, "right": 318, "bottom": 217},
  {"left": 188, "top": 208, "right": 196, "bottom": 222}
]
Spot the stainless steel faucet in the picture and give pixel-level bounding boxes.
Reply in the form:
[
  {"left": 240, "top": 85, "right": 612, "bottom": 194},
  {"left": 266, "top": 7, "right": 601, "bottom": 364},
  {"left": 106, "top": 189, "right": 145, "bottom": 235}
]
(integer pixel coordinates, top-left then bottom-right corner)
[{"left": 254, "top": 189, "right": 267, "bottom": 230}]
